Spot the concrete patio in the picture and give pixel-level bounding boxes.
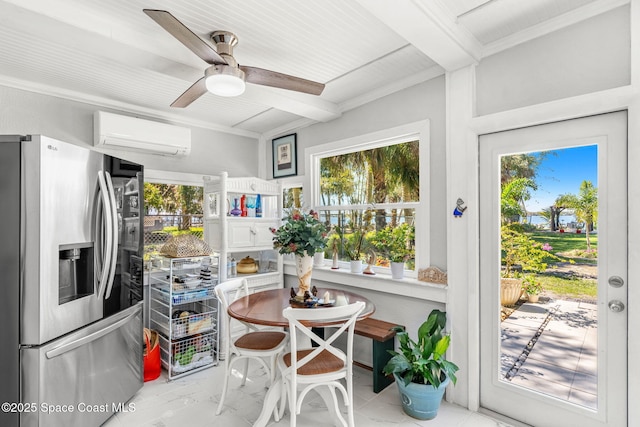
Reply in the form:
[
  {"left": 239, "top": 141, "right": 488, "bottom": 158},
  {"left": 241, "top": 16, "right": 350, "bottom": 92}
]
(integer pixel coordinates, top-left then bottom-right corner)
[{"left": 500, "top": 297, "right": 598, "bottom": 408}]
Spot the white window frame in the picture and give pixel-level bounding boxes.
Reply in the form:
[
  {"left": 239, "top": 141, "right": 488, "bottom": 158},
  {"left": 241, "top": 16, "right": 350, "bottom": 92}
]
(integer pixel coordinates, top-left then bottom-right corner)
[
  {"left": 304, "top": 120, "right": 431, "bottom": 277},
  {"left": 279, "top": 176, "right": 305, "bottom": 210}
]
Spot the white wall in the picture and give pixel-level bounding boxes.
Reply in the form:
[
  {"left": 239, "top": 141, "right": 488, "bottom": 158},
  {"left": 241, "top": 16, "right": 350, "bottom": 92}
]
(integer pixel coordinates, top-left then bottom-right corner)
[
  {"left": 447, "top": 2, "right": 639, "bottom": 417},
  {"left": 0, "top": 85, "right": 259, "bottom": 177},
  {"left": 476, "top": 5, "right": 630, "bottom": 116},
  {"left": 267, "top": 75, "right": 448, "bottom": 372}
]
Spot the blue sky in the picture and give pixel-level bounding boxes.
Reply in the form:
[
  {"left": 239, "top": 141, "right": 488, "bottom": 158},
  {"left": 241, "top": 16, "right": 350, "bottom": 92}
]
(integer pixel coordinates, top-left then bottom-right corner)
[{"left": 525, "top": 145, "right": 598, "bottom": 212}]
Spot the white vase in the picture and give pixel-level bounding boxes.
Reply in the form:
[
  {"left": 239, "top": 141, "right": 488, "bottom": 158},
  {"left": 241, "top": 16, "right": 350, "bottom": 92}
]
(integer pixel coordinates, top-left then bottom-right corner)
[
  {"left": 350, "top": 260, "right": 363, "bottom": 273},
  {"left": 295, "top": 252, "right": 314, "bottom": 296},
  {"left": 390, "top": 262, "right": 405, "bottom": 279},
  {"left": 313, "top": 251, "right": 325, "bottom": 268}
]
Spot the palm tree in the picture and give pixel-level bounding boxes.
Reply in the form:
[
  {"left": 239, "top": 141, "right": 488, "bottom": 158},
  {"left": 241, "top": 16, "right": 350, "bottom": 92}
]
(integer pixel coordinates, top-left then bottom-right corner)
[
  {"left": 538, "top": 208, "right": 553, "bottom": 228},
  {"left": 386, "top": 141, "right": 419, "bottom": 224},
  {"left": 500, "top": 153, "right": 548, "bottom": 225},
  {"left": 547, "top": 193, "right": 574, "bottom": 231},
  {"left": 564, "top": 180, "right": 598, "bottom": 251},
  {"left": 500, "top": 177, "right": 537, "bottom": 224},
  {"left": 319, "top": 141, "right": 419, "bottom": 231}
]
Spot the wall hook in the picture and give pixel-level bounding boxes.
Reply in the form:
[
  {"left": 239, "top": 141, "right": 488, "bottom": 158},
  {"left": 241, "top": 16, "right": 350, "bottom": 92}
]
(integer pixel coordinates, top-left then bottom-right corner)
[{"left": 453, "top": 198, "right": 467, "bottom": 218}]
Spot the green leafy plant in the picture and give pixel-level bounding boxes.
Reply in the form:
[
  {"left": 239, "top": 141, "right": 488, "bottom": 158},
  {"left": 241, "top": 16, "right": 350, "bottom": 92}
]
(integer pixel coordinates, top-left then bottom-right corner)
[
  {"left": 383, "top": 309, "right": 459, "bottom": 387},
  {"left": 270, "top": 209, "right": 328, "bottom": 256},
  {"left": 523, "top": 275, "right": 543, "bottom": 295},
  {"left": 501, "top": 224, "right": 565, "bottom": 278},
  {"left": 335, "top": 209, "right": 373, "bottom": 261},
  {"left": 344, "top": 229, "right": 367, "bottom": 261},
  {"left": 369, "top": 223, "right": 415, "bottom": 263}
]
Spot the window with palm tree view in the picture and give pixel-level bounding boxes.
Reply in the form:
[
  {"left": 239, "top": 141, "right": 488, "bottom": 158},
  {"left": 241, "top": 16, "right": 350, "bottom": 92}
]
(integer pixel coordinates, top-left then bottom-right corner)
[{"left": 315, "top": 139, "right": 419, "bottom": 273}]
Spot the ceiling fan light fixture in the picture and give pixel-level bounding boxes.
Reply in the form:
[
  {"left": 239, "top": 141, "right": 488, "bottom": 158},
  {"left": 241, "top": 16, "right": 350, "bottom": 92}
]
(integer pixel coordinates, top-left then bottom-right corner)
[{"left": 205, "top": 65, "right": 246, "bottom": 97}]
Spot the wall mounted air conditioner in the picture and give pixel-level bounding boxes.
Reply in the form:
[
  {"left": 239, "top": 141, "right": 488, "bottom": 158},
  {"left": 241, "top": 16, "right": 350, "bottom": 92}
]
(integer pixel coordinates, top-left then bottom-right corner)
[{"left": 93, "top": 111, "right": 191, "bottom": 157}]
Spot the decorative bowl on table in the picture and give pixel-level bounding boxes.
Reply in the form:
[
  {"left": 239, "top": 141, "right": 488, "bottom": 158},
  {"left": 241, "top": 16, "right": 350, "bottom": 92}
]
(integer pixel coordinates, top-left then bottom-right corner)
[{"left": 290, "top": 296, "right": 319, "bottom": 308}]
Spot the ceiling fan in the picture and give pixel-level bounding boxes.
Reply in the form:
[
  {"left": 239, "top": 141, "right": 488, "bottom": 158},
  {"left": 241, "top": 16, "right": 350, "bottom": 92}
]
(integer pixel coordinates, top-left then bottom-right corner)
[{"left": 143, "top": 9, "right": 325, "bottom": 107}]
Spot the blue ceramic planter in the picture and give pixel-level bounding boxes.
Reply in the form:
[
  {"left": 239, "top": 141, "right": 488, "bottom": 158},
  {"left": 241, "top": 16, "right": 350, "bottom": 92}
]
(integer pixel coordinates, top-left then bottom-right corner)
[{"left": 393, "top": 374, "right": 450, "bottom": 420}]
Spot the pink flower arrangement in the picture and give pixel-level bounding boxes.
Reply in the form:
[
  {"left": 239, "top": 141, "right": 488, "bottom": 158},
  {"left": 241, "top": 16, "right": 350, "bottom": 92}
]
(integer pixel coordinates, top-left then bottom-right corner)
[
  {"left": 270, "top": 209, "right": 328, "bottom": 256},
  {"left": 541, "top": 243, "right": 553, "bottom": 251}
]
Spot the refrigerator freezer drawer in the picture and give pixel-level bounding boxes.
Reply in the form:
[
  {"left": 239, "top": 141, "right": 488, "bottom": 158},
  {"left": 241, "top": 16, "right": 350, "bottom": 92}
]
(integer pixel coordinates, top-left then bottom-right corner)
[{"left": 20, "top": 303, "right": 143, "bottom": 427}]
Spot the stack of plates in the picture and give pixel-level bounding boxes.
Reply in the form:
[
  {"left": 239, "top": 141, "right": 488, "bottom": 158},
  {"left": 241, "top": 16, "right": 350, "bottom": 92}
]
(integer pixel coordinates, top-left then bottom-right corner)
[{"left": 184, "top": 273, "right": 201, "bottom": 289}]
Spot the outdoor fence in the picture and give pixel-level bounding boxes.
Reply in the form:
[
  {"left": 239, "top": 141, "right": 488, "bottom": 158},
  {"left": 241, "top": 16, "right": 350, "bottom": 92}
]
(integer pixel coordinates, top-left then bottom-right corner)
[{"left": 144, "top": 214, "right": 204, "bottom": 255}]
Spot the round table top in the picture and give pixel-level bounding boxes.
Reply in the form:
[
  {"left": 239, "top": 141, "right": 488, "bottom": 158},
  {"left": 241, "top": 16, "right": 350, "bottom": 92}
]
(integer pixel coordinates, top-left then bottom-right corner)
[{"left": 227, "top": 287, "right": 375, "bottom": 327}]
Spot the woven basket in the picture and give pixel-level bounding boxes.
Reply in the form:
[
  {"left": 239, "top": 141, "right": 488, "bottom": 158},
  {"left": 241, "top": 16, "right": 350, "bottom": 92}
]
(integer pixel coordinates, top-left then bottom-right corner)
[{"left": 160, "top": 234, "right": 212, "bottom": 258}]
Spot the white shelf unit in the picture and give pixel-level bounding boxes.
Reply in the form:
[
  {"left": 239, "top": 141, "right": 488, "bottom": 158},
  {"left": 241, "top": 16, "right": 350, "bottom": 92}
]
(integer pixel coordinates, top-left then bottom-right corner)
[
  {"left": 148, "top": 255, "right": 220, "bottom": 380},
  {"left": 203, "top": 173, "right": 283, "bottom": 360},
  {"left": 203, "top": 172, "right": 283, "bottom": 293}
]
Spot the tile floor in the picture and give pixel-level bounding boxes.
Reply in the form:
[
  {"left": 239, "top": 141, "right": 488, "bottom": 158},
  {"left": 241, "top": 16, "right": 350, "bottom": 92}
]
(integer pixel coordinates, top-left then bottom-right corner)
[
  {"left": 103, "top": 363, "right": 510, "bottom": 427},
  {"left": 102, "top": 297, "right": 597, "bottom": 426}
]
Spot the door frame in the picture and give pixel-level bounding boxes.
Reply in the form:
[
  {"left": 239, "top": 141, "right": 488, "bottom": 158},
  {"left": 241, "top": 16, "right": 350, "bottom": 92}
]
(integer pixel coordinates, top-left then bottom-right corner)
[
  {"left": 478, "top": 113, "right": 626, "bottom": 426},
  {"left": 444, "top": 65, "right": 640, "bottom": 425}
]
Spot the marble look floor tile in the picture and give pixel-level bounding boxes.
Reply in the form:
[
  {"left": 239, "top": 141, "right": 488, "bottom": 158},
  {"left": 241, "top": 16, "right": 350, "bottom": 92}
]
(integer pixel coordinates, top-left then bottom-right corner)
[
  {"left": 461, "top": 412, "right": 515, "bottom": 427},
  {"left": 104, "top": 364, "right": 502, "bottom": 427}
]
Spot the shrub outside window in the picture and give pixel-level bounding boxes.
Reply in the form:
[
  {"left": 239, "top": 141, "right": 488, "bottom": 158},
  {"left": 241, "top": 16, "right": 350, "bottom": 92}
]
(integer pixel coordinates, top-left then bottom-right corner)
[{"left": 313, "top": 139, "right": 419, "bottom": 273}]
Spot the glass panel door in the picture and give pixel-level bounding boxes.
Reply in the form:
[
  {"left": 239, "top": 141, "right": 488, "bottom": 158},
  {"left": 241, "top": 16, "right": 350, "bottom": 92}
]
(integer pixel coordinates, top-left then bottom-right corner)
[{"left": 479, "top": 112, "right": 627, "bottom": 426}]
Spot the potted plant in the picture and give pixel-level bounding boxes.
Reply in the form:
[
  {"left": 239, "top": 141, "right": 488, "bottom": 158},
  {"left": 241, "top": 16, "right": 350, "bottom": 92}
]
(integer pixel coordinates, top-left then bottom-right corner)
[
  {"left": 523, "top": 275, "right": 543, "bottom": 303},
  {"left": 369, "top": 223, "right": 415, "bottom": 279},
  {"left": 345, "top": 228, "right": 366, "bottom": 272},
  {"left": 500, "top": 224, "right": 562, "bottom": 306},
  {"left": 336, "top": 210, "right": 372, "bottom": 273},
  {"left": 383, "top": 309, "right": 458, "bottom": 420},
  {"left": 270, "top": 209, "right": 328, "bottom": 297}
]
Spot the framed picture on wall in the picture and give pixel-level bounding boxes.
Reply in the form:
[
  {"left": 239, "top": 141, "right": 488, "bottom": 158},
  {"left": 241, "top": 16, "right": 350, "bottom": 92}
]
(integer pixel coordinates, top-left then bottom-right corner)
[{"left": 272, "top": 133, "right": 297, "bottom": 178}]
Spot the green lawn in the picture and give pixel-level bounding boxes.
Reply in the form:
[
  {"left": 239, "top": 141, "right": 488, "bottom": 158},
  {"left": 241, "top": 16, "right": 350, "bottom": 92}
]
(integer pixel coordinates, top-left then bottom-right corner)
[
  {"left": 526, "top": 230, "right": 598, "bottom": 301},
  {"left": 528, "top": 230, "right": 598, "bottom": 265},
  {"left": 536, "top": 275, "right": 597, "bottom": 301}
]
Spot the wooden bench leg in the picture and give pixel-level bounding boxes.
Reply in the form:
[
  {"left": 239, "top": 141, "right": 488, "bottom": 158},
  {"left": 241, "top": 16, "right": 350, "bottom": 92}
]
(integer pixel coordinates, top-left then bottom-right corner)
[
  {"left": 316, "top": 325, "right": 396, "bottom": 393},
  {"left": 372, "top": 338, "right": 394, "bottom": 393}
]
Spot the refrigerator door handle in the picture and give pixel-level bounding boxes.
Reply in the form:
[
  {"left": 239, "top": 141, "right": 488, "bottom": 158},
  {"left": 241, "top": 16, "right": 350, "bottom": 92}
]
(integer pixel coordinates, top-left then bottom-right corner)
[
  {"left": 45, "top": 304, "right": 141, "bottom": 359},
  {"left": 103, "top": 171, "right": 119, "bottom": 299},
  {"left": 95, "top": 170, "right": 113, "bottom": 300},
  {"left": 94, "top": 180, "right": 104, "bottom": 286}
]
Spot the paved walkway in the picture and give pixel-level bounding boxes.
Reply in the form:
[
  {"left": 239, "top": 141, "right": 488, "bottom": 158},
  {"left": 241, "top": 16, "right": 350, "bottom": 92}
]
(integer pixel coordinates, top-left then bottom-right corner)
[{"left": 500, "top": 297, "right": 598, "bottom": 408}]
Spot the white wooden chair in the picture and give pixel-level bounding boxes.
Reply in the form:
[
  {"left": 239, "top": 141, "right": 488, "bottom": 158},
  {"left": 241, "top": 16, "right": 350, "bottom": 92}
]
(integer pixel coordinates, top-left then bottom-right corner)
[
  {"left": 214, "top": 278, "right": 288, "bottom": 416},
  {"left": 277, "top": 301, "right": 366, "bottom": 427}
]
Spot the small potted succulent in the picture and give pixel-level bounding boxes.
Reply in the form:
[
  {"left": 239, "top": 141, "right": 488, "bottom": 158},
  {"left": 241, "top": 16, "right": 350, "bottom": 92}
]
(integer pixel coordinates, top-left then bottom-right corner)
[{"left": 383, "top": 309, "right": 459, "bottom": 420}]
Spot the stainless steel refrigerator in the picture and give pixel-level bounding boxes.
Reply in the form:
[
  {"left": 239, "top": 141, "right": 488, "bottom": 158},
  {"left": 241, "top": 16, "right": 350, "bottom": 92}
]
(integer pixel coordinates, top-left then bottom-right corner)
[{"left": 0, "top": 135, "right": 145, "bottom": 427}]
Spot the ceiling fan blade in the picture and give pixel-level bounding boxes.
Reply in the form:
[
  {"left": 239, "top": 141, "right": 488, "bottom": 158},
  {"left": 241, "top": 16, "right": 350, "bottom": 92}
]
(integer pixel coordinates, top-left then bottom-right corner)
[
  {"left": 240, "top": 66, "right": 325, "bottom": 96},
  {"left": 170, "top": 77, "right": 208, "bottom": 108},
  {"left": 143, "top": 9, "right": 227, "bottom": 65}
]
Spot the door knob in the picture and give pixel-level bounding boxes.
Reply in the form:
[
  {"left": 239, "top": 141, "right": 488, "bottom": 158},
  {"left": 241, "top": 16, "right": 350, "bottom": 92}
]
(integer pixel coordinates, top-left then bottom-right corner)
[
  {"left": 608, "top": 300, "right": 625, "bottom": 312},
  {"left": 608, "top": 276, "right": 624, "bottom": 288}
]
